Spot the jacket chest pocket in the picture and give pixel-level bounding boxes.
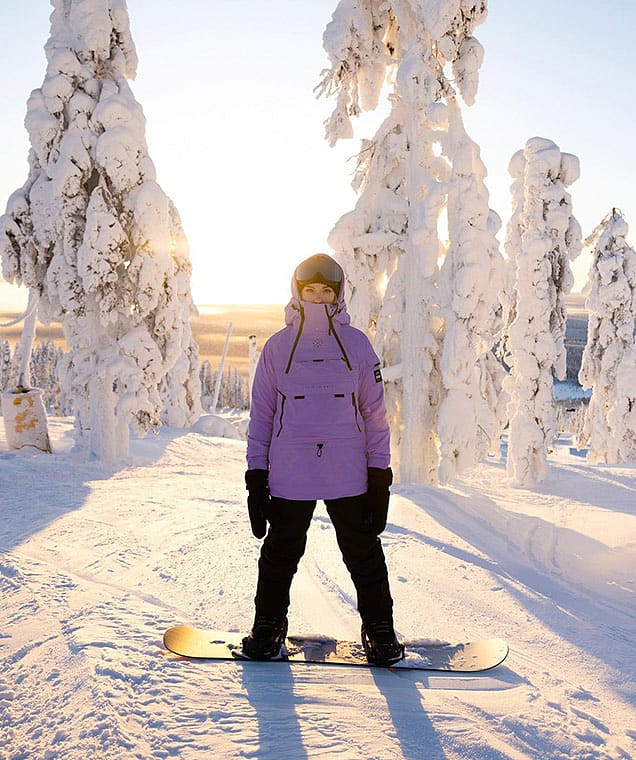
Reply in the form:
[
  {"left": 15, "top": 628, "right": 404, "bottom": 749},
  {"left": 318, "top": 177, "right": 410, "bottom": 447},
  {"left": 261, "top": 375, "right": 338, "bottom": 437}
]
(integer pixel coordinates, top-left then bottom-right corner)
[{"left": 276, "top": 360, "right": 361, "bottom": 439}]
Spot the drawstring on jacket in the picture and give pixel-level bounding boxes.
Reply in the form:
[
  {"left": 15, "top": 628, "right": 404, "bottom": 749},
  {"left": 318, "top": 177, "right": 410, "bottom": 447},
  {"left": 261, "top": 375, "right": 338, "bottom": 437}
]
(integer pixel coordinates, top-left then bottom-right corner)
[
  {"left": 327, "top": 308, "right": 352, "bottom": 371},
  {"left": 285, "top": 306, "right": 305, "bottom": 374}
]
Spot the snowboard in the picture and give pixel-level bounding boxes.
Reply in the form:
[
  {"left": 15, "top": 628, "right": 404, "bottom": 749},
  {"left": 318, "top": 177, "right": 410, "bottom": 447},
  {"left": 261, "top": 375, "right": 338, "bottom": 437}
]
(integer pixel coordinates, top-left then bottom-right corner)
[{"left": 163, "top": 625, "right": 509, "bottom": 672}]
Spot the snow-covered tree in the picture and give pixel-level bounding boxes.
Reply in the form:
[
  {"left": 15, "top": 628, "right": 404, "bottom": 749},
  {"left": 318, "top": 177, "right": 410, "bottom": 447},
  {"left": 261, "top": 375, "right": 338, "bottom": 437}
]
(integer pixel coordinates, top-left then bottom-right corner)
[
  {"left": 200, "top": 360, "right": 215, "bottom": 411},
  {"left": 437, "top": 95, "right": 507, "bottom": 482},
  {"left": 0, "top": 339, "right": 12, "bottom": 391},
  {"left": 8, "top": 343, "right": 22, "bottom": 389},
  {"left": 199, "top": 359, "right": 249, "bottom": 411},
  {"left": 503, "top": 137, "right": 582, "bottom": 486},
  {"left": 31, "top": 340, "right": 62, "bottom": 413},
  {"left": 0, "top": 0, "right": 200, "bottom": 460},
  {"left": 318, "top": 0, "right": 502, "bottom": 483},
  {"left": 578, "top": 209, "right": 636, "bottom": 463}
]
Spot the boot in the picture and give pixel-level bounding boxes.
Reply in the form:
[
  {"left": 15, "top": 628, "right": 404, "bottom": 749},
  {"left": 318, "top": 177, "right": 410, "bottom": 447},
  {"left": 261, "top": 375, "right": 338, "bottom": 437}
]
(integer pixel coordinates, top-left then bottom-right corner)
[
  {"left": 241, "top": 616, "right": 288, "bottom": 660},
  {"left": 361, "top": 620, "right": 404, "bottom": 666}
]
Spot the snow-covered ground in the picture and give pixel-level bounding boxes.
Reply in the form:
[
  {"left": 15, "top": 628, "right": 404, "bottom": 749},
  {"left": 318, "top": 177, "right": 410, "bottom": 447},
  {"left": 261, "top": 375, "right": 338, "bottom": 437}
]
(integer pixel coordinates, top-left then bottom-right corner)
[{"left": 1, "top": 415, "right": 634, "bottom": 759}]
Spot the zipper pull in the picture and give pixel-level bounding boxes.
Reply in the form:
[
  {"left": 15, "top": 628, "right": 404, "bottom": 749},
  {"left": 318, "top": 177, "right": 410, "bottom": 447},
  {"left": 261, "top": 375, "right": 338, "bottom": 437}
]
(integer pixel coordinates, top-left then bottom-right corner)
[{"left": 316, "top": 443, "right": 324, "bottom": 458}]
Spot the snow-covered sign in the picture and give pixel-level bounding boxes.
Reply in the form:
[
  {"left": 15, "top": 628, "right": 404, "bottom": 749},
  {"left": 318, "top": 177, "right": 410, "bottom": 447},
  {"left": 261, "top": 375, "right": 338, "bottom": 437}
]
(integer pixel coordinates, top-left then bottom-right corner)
[
  {"left": 318, "top": 1, "right": 502, "bottom": 484},
  {"left": 503, "top": 137, "right": 582, "bottom": 486},
  {"left": 578, "top": 209, "right": 636, "bottom": 463},
  {"left": 0, "top": 0, "right": 201, "bottom": 461}
]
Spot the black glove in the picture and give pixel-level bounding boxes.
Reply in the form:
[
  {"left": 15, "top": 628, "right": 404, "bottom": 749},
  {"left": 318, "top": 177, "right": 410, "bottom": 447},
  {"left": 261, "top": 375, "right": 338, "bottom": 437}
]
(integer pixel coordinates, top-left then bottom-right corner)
[
  {"left": 363, "top": 467, "right": 393, "bottom": 534},
  {"left": 245, "top": 469, "right": 270, "bottom": 538}
]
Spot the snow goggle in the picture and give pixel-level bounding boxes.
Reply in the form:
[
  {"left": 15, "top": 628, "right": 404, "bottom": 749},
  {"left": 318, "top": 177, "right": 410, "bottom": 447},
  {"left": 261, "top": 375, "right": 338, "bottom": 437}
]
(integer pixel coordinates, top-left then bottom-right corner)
[{"left": 294, "top": 257, "right": 343, "bottom": 285}]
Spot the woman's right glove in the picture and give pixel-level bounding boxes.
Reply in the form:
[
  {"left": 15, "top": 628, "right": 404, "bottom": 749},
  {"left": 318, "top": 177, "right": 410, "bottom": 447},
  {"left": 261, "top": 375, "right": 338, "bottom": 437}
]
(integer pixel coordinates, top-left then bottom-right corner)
[
  {"left": 245, "top": 469, "right": 270, "bottom": 538},
  {"left": 363, "top": 466, "right": 393, "bottom": 534}
]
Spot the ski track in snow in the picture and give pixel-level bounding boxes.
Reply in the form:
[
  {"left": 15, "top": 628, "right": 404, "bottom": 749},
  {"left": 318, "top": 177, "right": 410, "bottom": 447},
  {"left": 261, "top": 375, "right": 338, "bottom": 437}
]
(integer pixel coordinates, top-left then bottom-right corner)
[{"left": 1, "top": 418, "right": 635, "bottom": 759}]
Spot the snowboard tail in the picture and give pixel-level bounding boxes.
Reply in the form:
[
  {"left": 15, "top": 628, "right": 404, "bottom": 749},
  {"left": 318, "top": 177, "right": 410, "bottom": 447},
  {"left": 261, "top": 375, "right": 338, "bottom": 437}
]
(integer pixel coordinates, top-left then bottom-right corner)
[{"left": 163, "top": 626, "right": 508, "bottom": 672}]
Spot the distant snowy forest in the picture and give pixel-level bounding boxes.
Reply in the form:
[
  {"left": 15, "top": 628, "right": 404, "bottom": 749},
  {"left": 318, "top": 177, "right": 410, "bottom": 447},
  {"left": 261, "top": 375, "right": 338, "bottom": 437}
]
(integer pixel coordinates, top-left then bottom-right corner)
[
  {"left": 1, "top": 0, "right": 635, "bottom": 484},
  {"left": 0, "top": 338, "right": 250, "bottom": 414}
]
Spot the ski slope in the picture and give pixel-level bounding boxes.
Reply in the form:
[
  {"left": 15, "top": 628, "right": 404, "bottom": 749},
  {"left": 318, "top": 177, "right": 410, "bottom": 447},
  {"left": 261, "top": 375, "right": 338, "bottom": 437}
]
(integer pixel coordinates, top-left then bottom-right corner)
[{"left": 1, "top": 416, "right": 635, "bottom": 759}]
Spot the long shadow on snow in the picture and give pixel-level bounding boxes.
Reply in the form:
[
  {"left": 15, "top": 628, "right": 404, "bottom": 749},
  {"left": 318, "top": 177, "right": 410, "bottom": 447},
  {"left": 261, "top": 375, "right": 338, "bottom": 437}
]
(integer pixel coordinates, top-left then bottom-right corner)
[
  {"left": 370, "top": 668, "right": 446, "bottom": 759},
  {"left": 239, "top": 661, "right": 308, "bottom": 759},
  {"left": 0, "top": 424, "right": 188, "bottom": 555},
  {"left": 238, "top": 658, "right": 471, "bottom": 759},
  {"left": 502, "top": 436, "right": 636, "bottom": 517},
  {"left": 369, "top": 667, "right": 527, "bottom": 760},
  {"left": 539, "top": 460, "right": 636, "bottom": 517},
  {"left": 387, "top": 521, "right": 504, "bottom": 580},
  {"left": 233, "top": 621, "right": 525, "bottom": 759},
  {"left": 395, "top": 483, "right": 636, "bottom": 704}
]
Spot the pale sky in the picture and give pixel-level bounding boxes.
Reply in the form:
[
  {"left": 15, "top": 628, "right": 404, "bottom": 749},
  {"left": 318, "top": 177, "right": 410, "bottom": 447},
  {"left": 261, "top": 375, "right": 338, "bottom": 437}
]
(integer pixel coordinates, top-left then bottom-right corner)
[{"left": 1, "top": 1, "right": 635, "bottom": 311}]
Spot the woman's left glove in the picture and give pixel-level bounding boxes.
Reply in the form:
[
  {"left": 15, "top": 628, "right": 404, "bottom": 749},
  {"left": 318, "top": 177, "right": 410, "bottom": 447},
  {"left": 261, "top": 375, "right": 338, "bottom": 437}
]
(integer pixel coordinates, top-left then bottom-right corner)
[
  {"left": 363, "top": 466, "right": 393, "bottom": 534},
  {"left": 245, "top": 469, "right": 270, "bottom": 539}
]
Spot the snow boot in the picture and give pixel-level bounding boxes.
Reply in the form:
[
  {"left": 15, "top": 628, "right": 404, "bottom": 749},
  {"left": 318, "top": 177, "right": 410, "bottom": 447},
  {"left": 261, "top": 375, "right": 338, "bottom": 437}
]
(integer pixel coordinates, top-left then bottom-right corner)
[
  {"left": 241, "top": 616, "right": 288, "bottom": 660},
  {"left": 361, "top": 620, "right": 405, "bottom": 667}
]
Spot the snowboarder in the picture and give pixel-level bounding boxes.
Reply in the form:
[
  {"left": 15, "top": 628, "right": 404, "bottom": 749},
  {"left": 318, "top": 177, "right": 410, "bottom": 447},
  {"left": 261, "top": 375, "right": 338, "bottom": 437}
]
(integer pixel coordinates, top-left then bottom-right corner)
[{"left": 243, "top": 253, "right": 403, "bottom": 666}]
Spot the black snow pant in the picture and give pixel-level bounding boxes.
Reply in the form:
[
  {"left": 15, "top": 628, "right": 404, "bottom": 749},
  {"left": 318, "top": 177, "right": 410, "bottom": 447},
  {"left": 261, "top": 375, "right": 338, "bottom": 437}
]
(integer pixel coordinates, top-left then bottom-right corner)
[{"left": 254, "top": 494, "right": 394, "bottom": 625}]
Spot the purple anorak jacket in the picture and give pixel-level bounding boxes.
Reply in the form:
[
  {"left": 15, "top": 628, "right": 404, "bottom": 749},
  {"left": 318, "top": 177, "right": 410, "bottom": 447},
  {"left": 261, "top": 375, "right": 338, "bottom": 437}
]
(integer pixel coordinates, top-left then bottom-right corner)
[{"left": 247, "top": 277, "right": 390, "bottom": 501}]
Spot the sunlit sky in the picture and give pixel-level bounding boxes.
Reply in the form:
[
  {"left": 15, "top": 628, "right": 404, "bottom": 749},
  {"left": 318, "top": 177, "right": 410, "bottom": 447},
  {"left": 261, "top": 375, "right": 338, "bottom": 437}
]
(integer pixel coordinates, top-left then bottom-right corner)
[{"left": 1, "top": 1, "right": 635, "bottom": 311}]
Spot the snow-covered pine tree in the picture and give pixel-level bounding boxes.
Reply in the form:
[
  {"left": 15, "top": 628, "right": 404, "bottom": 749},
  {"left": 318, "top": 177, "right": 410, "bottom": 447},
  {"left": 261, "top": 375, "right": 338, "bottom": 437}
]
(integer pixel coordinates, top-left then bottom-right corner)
[
  {"left": 0, "top": 339, "right": 11, "bottom": 391},
  {"left": 30, "top": 341, "right": 45, "bottom": 393},
  {"left": 199, "top": 360, "right": 214, "bottom": 412},
  {"left": 437, "top": 93, "right": 506, "bottom": 482},
  {"left": 55, "top": 346, "right": 70, "bottom": 415},
  {"left": 30, "top": 340, "right": 61, "bottom": 413},
  {"left": 0, "top": 0, "right": 200, "bottom": 460},
  {"left": 503, "top": 137, "right": 582, "bottom": 486},
  {"left": 8, "top": 343, "right": 22, "bottom": 389},
  {"left": 578, "top": 209, "right": 636, "bottom": 463},
  {"left": 319, "top": 0, "right": 501, "bottom": 484}
]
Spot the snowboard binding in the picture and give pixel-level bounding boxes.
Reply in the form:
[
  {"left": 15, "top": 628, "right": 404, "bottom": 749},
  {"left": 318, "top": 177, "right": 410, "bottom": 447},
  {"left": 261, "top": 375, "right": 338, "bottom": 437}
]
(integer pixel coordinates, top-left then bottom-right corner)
[
  {"left": 361, "top": 622, "right": 405, "bottom": 667},
  {"left": 241, "top": 616, "right": 288, "bottom": 660}
]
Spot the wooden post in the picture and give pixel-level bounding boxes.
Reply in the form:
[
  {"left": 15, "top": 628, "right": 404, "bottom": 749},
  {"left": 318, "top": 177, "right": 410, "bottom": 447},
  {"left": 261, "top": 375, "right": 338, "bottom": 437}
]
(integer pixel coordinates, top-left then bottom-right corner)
[{"left": 212, "top": 322, "right": 233, "bottom": 412}]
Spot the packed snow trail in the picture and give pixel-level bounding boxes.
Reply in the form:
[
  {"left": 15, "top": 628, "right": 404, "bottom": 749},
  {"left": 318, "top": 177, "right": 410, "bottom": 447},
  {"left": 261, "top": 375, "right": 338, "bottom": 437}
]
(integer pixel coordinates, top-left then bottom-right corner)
[{"left": 1, "top": 418, "right": 635, "bottom": 759}]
